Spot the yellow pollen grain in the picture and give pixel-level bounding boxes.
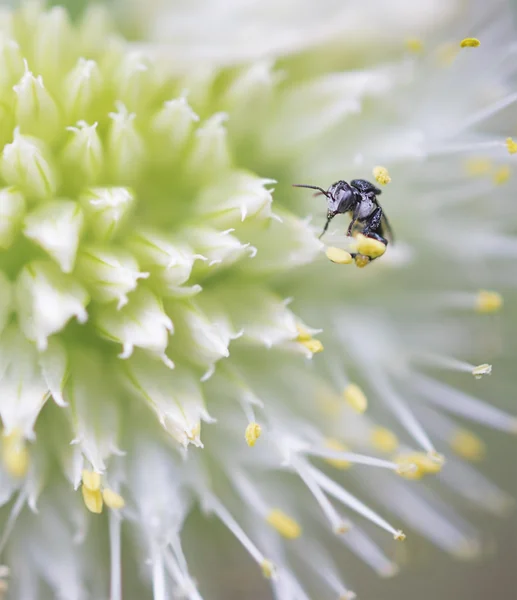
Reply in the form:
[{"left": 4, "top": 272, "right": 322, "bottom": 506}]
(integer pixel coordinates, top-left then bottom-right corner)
[
  {"left": 463, "top": 157, "right": 492, "bottom": 176},
  {"left": 82, "top": 469, "right": 101, "bottom": 491},
  {"left": 81, "top": 485, "right": 103, "bottom": 514},
  {"left": 395, "top": 452, "right": 443, "bottom": 480},
  {"left": 266, "top": 509, "right": 302, "bottom": 539},
  {"left": 472, "top": 363, "right": 492, "bottom": 379},
  {"left": 326, "top": 246, "right": 353, "bottom": 264},
  {"left": 475, "top": 290, "right": 503, "bottom": 313},
  {"left": 405, "top": 37, "right": 424, "bottom": 53},
  {"left": 245, "top": 422, "right": 262, "bottom": 447},
  {"left": 450, "top": 429, "right": 486, "bottom": 461},
  {"left": 394, "top": 530, "right": 406, "bottom": 541},
  {"left": 355, "top": 254, "right": 370, "bottom": 268},
  {"left": 356, "top": 234, "right": 386, "bottom": 259},
  {"left": 460, "top": 37, "right": 480, "bottom": 48},
  {"left": 260, "top": 559, "right": 276, "bottom": 579},
  {"left": 102, "top": 488, "right": 126, "bottom": 509},
  {"left": 506, "top": 137, "right": 517, "bottom": 154},
  {"left": 492, "top": 165, "right": 511, "bottom": 185},
  {"left": 343, "top": 383, "right": 368, "bottom": 413},
  {"left": 373, "top": 165, "right": 391, "bottom": 185},
  {"left": 370, "top": 427, "right": 399, "bottom": 453},
  {"left": 2, "top": 430, "right": 29, "bottom": 478},
  {"left": 300, "top": 338, "right": 324, "bottom": 354},
  {"left": 324, "top": 438, "right": 352, "bottom": 470}
]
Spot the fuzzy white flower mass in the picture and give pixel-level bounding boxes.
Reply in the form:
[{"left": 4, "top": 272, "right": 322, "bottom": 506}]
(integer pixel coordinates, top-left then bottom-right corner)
[{"left": 0, "top": 1, "right": 515, "bottom": 599}]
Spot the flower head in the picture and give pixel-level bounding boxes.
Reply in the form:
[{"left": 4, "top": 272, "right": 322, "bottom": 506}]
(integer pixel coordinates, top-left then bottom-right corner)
[{"left": 0, "top": 2, "right": 515, "bottom": 599}]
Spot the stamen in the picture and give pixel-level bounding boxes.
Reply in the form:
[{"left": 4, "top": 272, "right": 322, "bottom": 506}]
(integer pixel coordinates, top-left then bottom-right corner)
[
  {"left": 245, "top": 422, "right": 262, "bottom": 447},
  {"left": 372, "top": 166, "right": 391, "bottom": 185},
  {"left": 370, "top": 427, "right": 399, "bottom": 453},
  {"left": 475, "top": 290, "right": 503, "bottom": 313},
  {"left": 82, "top": 469, "right": 101, "bottom": 491},
  {"left": 81, "top": 485, "right": 103, "bottom": 514},
  {"left": 460, "top": 37, "right": 480, "bottom": 48},
  {"left": 506, "top": 137, "right": 517, "bottom": 154},
  {"left": 395, "top": 452, "right": 443, "bottom": 480},
  {"left": 307, "top": 465, "right": 405, "bottom": 539},
  {"left": 492, "top": 165, "right": 511, "bottom": 185},
  {"left": 266, "top": 509, "right": 302, "bottom": 539},
  {"left": 2, "top": 429, "right": 29, "bottom": 478},
  {"left": 109, "top": 511, "right": 122, "bottom": 600},
  {"left": 151, "top": 547, "right": 166, "bottom": 600},
  {"left": 449, "top": 429, "right": 485, "bottom": 461},
  {"left": 261, "top": 560, "right": 277, "bottom": 579},
  {"left": 339, "top": 526, "right": 398, "bottom": 577},
  {"left": 306, "top": 444, "right": 399, "bottom": 471},
  {"left": 471, "top": 363, "right": 492, "bottom": 379},
  {"left": 405, "top": 38, "right": 424, "bottom": 53},
  {"left": 343, "top": 383, "right": 368, "bottom": 413},
  {"left": 355, "top": 234, "right": 386, "bottom": 259},
  {"left": 300, "top": 338, "right": 324, "bottom": 354},
  {"left": 322, "top": 439, "right": 351, "bottom": 469},
  {"left": 326, "top": 247, "right": 353, "bottom": 264},
  {"left": 103, "top": 488, "right": 126, "bottom": 509}
]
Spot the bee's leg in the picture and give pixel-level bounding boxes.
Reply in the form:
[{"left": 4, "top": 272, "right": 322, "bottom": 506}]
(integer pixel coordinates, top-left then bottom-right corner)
[
  {"left": 366, "top": 231, "right": 388, "bottom": 246},
  {"left": 346, "top": 204, "right": 362, "bottom": 236},
  {"left": 362, "top": 208, "right": 386, "bottom": 241}
]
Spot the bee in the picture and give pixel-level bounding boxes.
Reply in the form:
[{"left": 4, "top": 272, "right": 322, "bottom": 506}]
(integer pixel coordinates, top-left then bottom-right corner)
[{"left": 292, "top": 179, "right": 393, "bottom": 248}]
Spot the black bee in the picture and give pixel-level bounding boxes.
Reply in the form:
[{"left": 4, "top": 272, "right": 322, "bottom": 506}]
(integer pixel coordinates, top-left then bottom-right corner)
[{"left": 293, "top": 179, "right": 393, "bottom": 246}]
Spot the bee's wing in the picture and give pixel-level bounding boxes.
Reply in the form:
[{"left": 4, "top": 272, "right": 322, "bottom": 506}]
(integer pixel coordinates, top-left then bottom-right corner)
[{"left": 379, "top": 211, "right": 394, "bottom": 244}]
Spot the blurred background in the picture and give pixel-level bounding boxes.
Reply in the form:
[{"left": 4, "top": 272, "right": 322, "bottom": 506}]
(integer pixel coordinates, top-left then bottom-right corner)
[{"left": 3, "top": 0, "right": 516, "bottom": 597}]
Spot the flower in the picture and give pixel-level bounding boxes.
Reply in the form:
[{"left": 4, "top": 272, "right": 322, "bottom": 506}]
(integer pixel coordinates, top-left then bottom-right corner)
[{"left": 0, "top": 2, "right": 515, "bottom": 599}]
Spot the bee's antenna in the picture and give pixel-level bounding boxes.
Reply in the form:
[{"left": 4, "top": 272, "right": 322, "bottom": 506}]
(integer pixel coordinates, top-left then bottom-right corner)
[{"left": 292, "top": 184, "right": 330, "bottom": 198}]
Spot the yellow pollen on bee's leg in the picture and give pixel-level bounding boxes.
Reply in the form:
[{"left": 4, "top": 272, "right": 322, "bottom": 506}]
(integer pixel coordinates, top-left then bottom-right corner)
[
  {"left": 2, "top": 429, "right": 29, "bottom": 478},
  {"left": 405, "top": 38, "right": 424, "bottom": 53},
  {"left": 102, "top": 488, "right": 126, "bottom": 509},
  {"left": 475, "top": 290, "right": 503, "bottom": 313},
  {"left": 325, "top": 246, "right": 353, "bottom": 264},
  {"left": 343, "top": 383, "right": 368, "bottom": 413},
  {"left": 472, "top": 363, "right": 492, "bottom": 379},
  {"left": 355, "top": 254, "right": 370, "bottom": 268},
  {"left": 373, "top": 165, "right": 391, "bottom": 185},
  {"left": 245, "top": 422, "right": 262, "bottom": 447},
  {"left": 370, "top": 427, "right": 399, "bottom": 453},
  {"left": 356, "top": 234, "right": 386, "bottom": 259},
  {"left": 460, "top": 37, "right": 480, "bottom": 48},
  {"left": 82, "top": 469, "right": 101, "bottom": 491},
  {"left": 449, "top": 429, "right": 486, "bottom": 461},
  {"left": 81, "top": 485, "right": 103, "bottom": 514},
  {"left": 323, "top": 438, "right": 352, "bottom": 470},
  {"left": 493, "top": 165, "right": 511, "bottom": 185},
  {"left": 266, "top": 509, "right": 302, "bottom": 539},
  {"left": 506, "top": 137, "right": 517, "bottom": 154}
]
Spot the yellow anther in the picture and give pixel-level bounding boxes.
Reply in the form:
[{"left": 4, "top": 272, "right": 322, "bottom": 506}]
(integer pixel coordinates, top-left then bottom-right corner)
[
  {"left": 427, "top": 450, "right": 445, "bottom": 466},
  {"left": 506, "top": 137, "right": 517, "bottom": 154},
  {"left": 395, "top": 452, "right": 443, "bottom": 480},
  {"left": 460, "top": 37, "right": 480, "bottom": 48},
  {"left": 354, "top": 254, "right": 370, "bottom": 268},
  {"left": 475, "top": 290, "right": 503, "bottom": 313},
  {"left": 355, "top": 234, "right": 386, "bottom": 259},
  {"left": 245, "top": 422, "right": 262, "bottom": 447},
  {"left": 472, "top": 363, "right": 492, "bottom": 379},
  {"left": 81, "top": 485, "right": 103, "bottom": 514},
  {"left": 450, "top": 429, "right": 486, "bottom": 461},
  {"left": 82, "top": 469, "right": 101, "bottom": 491},
  {"left": 463, "top": 157, "right": 492, "bottom": 176},
  {"left": 343, "top": 383, "right": 368, "bottom": 413},
  {"left": 493, "top": 165, "right": 511, "bottom": 185},
  {"left": 326, "top": 246, "right": 353, "bottom": 264},
  {"left": 260, "top": 559, "right": 276, "bottom": 579},
  {"left": 2, "top": 430, "right": 29, "bottom": 478},
  {"left": 266, "top": 509, "right": 302, "bottom": 539},
  {"left": 300, "top": 338, "right": 324, "bottom": 354},
  {"left": 323, "top": 438, "right": 352, "bottom": 470},
  {"left": 393, "top": 530, "right": 406, "bottom": 541},
  {"left": 295, "top": 324, "right": 312, "bottom": 341},
  {"left": 102, "top": 488, "right": 126, "bottom": 509},
  {"left": 373, "top": 165, "right": 391, "bottom": 185},
  {"left": 405, "top": 38, "right": 424, "bottom": 53},
  {"left": 370, "top": 427, "right": 399, "bottom": 453}
]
